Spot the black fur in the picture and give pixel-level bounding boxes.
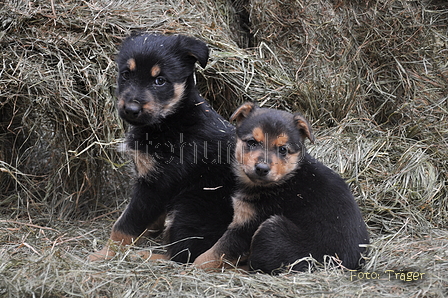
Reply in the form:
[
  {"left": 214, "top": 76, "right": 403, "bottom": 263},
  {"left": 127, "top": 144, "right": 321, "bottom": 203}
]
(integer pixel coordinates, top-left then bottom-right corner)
[
  {"left": 194, "top": 103, "right": 369, "bottom": 273},
  {"left": 92, "top": 33, "right": 235, "bottom": 263},
  {"left": 246, "top": 153, "right": 370, "bottom": 273}
]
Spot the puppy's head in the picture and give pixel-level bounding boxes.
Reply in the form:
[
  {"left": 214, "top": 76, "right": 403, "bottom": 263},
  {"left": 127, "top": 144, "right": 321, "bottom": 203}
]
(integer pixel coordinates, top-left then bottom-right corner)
[
  {"left": 230, "top": 102, "right": 315, "bottom": 187},
  {"left": 116, "top": 33, "right": 209, "bottom": 126}
]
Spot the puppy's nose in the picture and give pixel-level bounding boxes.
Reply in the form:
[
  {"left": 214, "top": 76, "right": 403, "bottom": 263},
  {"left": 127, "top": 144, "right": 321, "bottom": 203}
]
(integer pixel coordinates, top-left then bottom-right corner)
[
  {"left": 124, "top": 102, "right": 141, "bottom": 117},
  {"left": 255, "top": 163, "right": 270, "bottom": 177}
]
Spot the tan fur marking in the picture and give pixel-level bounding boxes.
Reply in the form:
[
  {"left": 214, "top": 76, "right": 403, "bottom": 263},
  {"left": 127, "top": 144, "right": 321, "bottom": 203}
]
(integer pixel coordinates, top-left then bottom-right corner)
[
  {"left": 234, "top": 140, "right": 255, "bottom": 185},
  {"left": 273, "top": 134, "right": 289, "bottom": 147},
  {"left": 127, "top": 58, "right": 136, "bottom": 71},
  {"left": 234, "top": 138, "right": 265, "bottom": 186},
  {"left": 110, "top": 230, "right": 136, "bottom": 245},
  {"left": 88, "top": 212, "right": 166, "bottom": 262},
  {"left": 142, "top": 101, "right": 157, "bottom": 113},
  {"left": 234, "top": 139, "right": 245, "bottom": 164},
  {"left": 136, "top": 251, "right": 169, "bottom": 260},
  {"left": 270, "top": 151, "right": 300, "bottom": 182},
  {"left": 194, "top": 239, "right": 243, "bottom": 269},
  {"left": 230, "top": 195, "right": 256, "bottom": 227},
  {"left": 117, "top": 98, "right": 125, "bottom": 110},
  {"left": 87, "top": 229, "right": 137, "bottom": 261},
  {"left": 151, "top": 64, "right": 161, "bottom": 77},
  {"left": 129, "top": 149, "right": 156, "bottom": 177},
  {"left": 252, "top": 127, "right": 265, "bottom": 143},
  {"left": 88, "top": 246, "right": 115, "bottom": 261},
  {"left": 160, "top": 82, "right": 185, "bottom": 117},
  {"left": 242, "top": 149, "right": 258, "bottom": 168},
  {"left": 162, "top": 211, "right": 175, "bottom": 246},
  {"left": 194, "top": 190, "right": 258, "bottom": 270},
  {"left": 141, "top": 91, "right": 157, "bottom": 113},
  {"left": 139, "top": 82, "right": 185, "bottom": 120},
  {"left": 193, "top": 243, "right": 225, "bottom": 269}
]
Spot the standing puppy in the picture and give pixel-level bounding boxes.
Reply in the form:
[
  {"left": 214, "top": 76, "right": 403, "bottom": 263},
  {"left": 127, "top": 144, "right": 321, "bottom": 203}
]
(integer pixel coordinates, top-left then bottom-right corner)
[
  {"left": 194, "top": 102, "right": 369, "bottom": 273},
  {"left": 89, "top": 34, "right": 235, "bottom": 263}
]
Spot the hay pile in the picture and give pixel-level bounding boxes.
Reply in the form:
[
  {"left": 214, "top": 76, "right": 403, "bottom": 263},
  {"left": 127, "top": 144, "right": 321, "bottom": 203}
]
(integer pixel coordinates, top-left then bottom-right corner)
[
  {"left": 1, "top": 0, "right": 447, "bottom": 296},
  {"left": 0, "top": 220, "right": 447, "bottom": 297}
]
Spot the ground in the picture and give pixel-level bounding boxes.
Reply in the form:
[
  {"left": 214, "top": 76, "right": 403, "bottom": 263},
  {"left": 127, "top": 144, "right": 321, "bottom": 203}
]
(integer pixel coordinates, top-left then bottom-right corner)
[{"left": 0, "top": 218, "right": 447, "bottom": 297}]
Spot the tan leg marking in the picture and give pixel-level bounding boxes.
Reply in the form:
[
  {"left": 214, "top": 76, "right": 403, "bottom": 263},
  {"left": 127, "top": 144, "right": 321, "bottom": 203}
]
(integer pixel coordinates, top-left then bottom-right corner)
[
  {"left": 89, "top": 213, "right": 168, "bottom": 262},
  {"left": 88, "top": 229, "right": 137, "bottom": 261},
  {"left": 193, "top": 244, "right": 226, "bottom": 269},
  {"left": 135, "top": 251, "right": 169, "bottom": 260},
  {"left": 194, "top": 244, "right": 247, "bottom": 270},
  {"left": 88, "top": 244, "right": 117, "bottom": 261}
]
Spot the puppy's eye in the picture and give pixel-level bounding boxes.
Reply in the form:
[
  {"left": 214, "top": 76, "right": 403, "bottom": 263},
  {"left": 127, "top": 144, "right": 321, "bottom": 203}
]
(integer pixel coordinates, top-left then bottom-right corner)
[
  {"left": 154, "top": 76, "right": 166, "bottom": 86},
  {"left": 278, "top": 146, "right": 288, "bottom": 156},
  {"left": 121, "top": 70, "right": 130, "bottom": 80},
  {"left": 246, "top": 139, "right": 258, "bottom": 148}
]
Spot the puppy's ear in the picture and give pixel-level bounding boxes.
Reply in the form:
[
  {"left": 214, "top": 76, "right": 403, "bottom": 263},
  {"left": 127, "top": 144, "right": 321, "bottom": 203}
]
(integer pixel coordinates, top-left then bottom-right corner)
[
  {"left": 180, "top": 36, "right": 209, "bottom": 68},
  {"left": 293, "top": 113, "right": 315, "bottom": 144},
  {"left": 230, "top": 102, "right": 256, "bottom": 125}
]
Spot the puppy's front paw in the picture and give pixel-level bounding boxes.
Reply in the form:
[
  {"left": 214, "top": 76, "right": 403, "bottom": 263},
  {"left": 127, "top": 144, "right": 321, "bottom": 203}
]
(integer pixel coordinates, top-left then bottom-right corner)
[
  {"left": 193, "top": 250, "right": 223, "bottom": 269},
  {"left": 134, "top": 250, "right": 169, "bottom": 261},
  {"left": 88, "top": 245, "right": 116, "bottom": 261}
]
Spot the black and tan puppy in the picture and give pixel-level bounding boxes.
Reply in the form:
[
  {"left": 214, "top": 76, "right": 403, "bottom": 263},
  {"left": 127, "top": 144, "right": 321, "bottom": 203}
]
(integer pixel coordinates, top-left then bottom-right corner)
[
  {"left": 194, "top": 103, "right": 369, "bottom": 273},
  {"left": 89, "top": 33, "right": 235, "bottom": 263}
]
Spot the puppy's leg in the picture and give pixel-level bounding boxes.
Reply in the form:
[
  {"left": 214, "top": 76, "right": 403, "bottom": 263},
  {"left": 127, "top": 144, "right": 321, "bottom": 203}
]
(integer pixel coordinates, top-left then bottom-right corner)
[
  {"left": 194, "top": 199, "right": 262, "bottom": 269},
  {"left": 165, "top": 193, "right": 233, "bottom": 264},
  {"left": 249, "top": 215, "right": 311, "bottom": 274},
  {"left": 88, "top": 179, "right": 167, "bottom": 261}
]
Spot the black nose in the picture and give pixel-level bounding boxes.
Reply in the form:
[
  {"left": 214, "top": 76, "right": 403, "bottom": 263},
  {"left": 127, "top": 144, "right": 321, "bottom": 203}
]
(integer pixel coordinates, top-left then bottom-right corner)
[
  {"left": 255, "top": 163, "right": 270, "bottom": 177},
  {"left": 124, "top": 102, "right": 141, "bottom": 117}
]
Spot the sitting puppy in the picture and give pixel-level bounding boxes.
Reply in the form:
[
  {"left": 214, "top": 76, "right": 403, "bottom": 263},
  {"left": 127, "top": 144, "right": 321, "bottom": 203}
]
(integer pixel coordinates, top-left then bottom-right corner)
[
  {"left": 194, "top": 102, "right": 369, "bottom": 273},
  {"left": 89, "top": 33, "right": 235, "bottom": 263}
]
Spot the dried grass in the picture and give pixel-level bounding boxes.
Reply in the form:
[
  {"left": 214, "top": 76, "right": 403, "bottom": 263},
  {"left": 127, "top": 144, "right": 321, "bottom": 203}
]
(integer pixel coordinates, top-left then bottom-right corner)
[
  {"left": 0, "top": 219, "right": 447, "bottom": 297},
  {"left": 1, "top": 0, "right": 448, "bottom": 296}
]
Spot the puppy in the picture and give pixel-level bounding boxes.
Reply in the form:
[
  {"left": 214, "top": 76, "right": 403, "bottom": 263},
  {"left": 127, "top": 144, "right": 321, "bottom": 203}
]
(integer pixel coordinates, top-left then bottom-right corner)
[
  {"left": 194, "top": 102, "right": 369, "bottom": 273},
  {"left": 89, "top": 33, "right": 235, "bottom": 263}
]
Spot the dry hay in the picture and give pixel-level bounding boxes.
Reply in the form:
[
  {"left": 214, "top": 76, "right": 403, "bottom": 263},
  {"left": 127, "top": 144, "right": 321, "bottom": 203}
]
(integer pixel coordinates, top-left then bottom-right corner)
[
  {"left": 0, "top": 219, "right": 447, "bottom": 297},
  {"left": 1, "top": 0, "right": 448, "bottom": 296}
]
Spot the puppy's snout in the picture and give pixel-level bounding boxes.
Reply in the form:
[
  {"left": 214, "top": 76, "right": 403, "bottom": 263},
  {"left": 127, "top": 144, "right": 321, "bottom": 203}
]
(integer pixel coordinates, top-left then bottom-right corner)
[
  {"left": 124, "top": 102, "right": 142, "bottom": 117},
  {"left": 255, "top": 163, "right": 270, "bottom": 177}
]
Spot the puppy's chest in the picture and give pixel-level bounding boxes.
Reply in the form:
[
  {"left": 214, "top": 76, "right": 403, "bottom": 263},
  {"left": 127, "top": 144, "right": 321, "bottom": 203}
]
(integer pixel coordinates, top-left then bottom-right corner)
[
  {"left": 245, "top": 185, "right": 309, "bottom": 215},
  {"left": 126, "top": 132, "right": 231, "bottom": 177}
]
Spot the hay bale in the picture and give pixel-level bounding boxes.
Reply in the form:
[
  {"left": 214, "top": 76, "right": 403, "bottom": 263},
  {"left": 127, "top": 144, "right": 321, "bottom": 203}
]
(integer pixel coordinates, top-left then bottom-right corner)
[
  {"left": 249, "top": 0, "right": 448, "bottom": 231},
  {"left": 0, "top": 0, "right": 447, "bottom": 231},
  {"left": 1, "top": 1, "right": 130, "bottom": 219},
  {"left": 1, "top": 0, "right": 448, "bottom": 296},
  {"left": 0, "top": 0, "right": 303, "bottom": 219}
]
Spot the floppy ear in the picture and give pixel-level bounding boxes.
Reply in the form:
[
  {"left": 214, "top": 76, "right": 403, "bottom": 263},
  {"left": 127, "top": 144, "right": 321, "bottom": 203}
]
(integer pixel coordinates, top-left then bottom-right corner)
[
  {"left": 179, "top": 35, "right": 209, "bottom": 68},
  {"left": 293, "top": 113, "right": 315, "bottom": 144},
  {"left": 230, "top": 102, "right": 256, "bottom": 125}
]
